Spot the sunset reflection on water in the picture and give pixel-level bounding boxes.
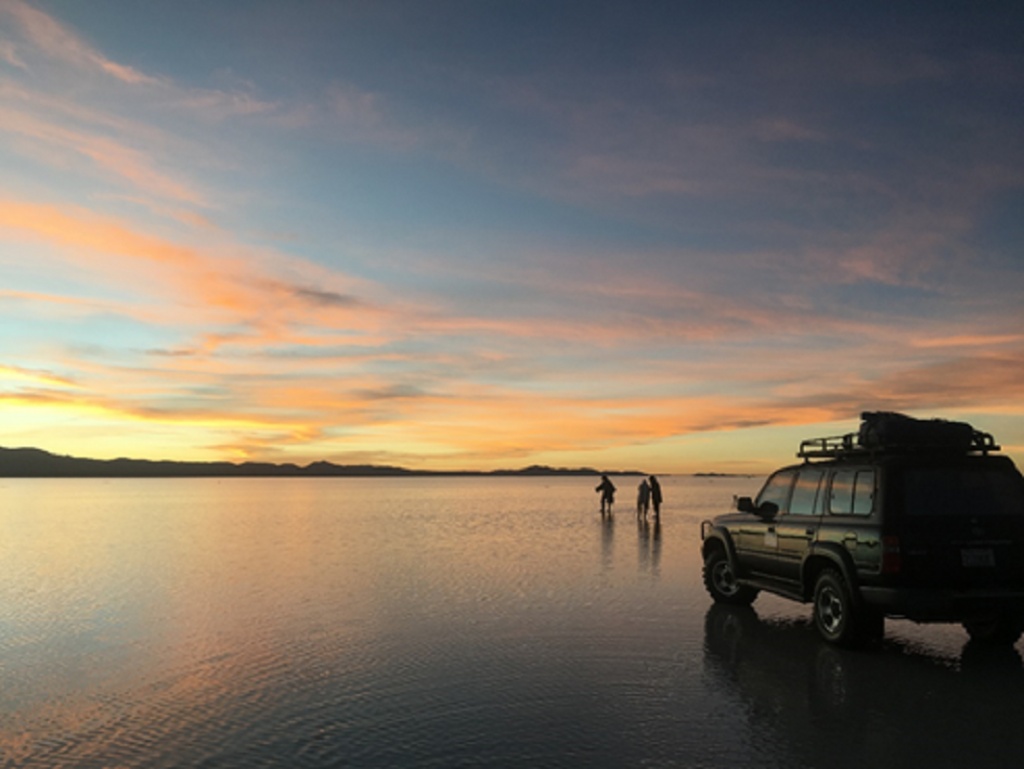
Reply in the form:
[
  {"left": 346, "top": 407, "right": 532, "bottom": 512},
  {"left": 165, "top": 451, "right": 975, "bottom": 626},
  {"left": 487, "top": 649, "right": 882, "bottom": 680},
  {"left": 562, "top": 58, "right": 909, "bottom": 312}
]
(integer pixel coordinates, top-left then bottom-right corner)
[{"left": 1, "top": 476, "right": 1020, "bottom": 768}]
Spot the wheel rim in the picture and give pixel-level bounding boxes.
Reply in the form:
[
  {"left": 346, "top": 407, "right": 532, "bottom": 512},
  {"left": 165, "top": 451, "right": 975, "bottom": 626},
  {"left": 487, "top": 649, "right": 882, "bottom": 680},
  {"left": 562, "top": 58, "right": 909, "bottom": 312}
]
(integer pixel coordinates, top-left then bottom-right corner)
[
  {"left": 816, "top": 585, "right": 844, "bottom": 635},
  {"left": 712, "top": 560, "right": 739, "bottom": 596}
]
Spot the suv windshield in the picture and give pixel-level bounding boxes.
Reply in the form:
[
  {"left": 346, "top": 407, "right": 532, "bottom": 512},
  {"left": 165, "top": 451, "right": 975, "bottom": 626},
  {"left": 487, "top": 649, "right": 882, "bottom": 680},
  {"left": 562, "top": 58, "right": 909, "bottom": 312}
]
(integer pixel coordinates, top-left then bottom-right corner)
[
  {"left": 756, "top": 470, "right": 796, "bottom": 514},
  {"left": 903, "top": 468, "right": 1024, "bottom": 516}
]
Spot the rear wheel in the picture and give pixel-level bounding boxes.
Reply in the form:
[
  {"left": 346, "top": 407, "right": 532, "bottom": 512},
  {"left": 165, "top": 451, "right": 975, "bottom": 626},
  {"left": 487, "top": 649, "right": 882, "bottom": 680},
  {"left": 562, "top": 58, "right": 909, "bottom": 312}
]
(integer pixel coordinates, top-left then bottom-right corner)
[
  {"left": 813, "top": 569, "right": 878, "bottom": 647},
  {"left": 703, "top": 548, "right": 758, "bottom": 606},
  {"left": 963, "top": 616, "right": 1024, "bottom": 645}
]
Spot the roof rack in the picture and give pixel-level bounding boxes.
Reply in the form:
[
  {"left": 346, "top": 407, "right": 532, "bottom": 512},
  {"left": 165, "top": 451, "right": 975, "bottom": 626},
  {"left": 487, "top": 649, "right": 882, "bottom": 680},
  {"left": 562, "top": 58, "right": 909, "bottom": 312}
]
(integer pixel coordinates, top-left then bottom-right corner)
[
  {"left": 798, "top": 429, "right": 1001, "bottom": 460},
  {"left": 798, "top": 433, "right": 859, "bottom": 459}
]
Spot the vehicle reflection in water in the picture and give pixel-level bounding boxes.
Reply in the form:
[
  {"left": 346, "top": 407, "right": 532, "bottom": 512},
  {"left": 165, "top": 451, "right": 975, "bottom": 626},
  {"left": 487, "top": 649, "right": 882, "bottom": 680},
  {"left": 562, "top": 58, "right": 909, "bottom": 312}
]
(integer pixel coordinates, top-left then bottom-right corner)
[{"left": 703, "top": 604, "right": 1024, "bottom": 769}]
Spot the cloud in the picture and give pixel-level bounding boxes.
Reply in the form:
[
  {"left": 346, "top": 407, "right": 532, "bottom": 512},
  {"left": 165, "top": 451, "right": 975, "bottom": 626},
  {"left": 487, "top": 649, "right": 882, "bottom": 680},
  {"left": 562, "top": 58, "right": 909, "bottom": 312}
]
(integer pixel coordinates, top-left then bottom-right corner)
[
  {"left": 1, "top": 0, "right": 161, "bottom": 85},
  {"left": 326, "top": 83, "right": 413, "bottom": 146},
  {"left": 165, "top": 87, "right": 277, "bottom": 120},
  {"left": 871, "top": 351, "right": 1024, "bottom": 410},
  {"left": 0, "top": 386, "right": 311, "bottom": 436},
  {"left": 7, "top": 208, "right": 975, "bottom": 464},
  {"left": 354, "top": 384, "right": 428, "bottom": 401},
  {"left": 1, "top": 1, "right": 281, "bottom": 126},
  {"left": 286, "top": 285, "right": 363, "bottom": 309},
  {"left": 0, "top": 39, "right": 27, "bottom": 69},
  {"left": 913, "top": 334, "right": 1024, "bottom": 349},
  {"left": 0, "top": 198, "right": 394, "bottom": 355},
  {"left": 0, "top": 363, "right": 76, "bottom": 388},
  {"left": 0, "top": 104, "right": 208, "bottom": 207}
]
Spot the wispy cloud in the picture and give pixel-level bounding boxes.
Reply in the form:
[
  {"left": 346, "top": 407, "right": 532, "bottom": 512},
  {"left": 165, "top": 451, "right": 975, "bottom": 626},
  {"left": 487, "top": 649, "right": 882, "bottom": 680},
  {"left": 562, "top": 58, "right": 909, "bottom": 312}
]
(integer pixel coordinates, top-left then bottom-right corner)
[
  {"left": 0, "top": 363, "right": 76, "bottom": 388},
  {"left": 0, "top": 38, "right": 27, "bottom": 69},
  {"left": 1, "top": 1, "right": 280, "bottom": 123},
  {"left": 1, "top": 0, "right": 160, "bottom": 84},
  {"left": 0, "top": 104, "right": 208, "bottom": 206},
  {"left": 0, "top": 198, "right": 392, "bottom": 348}
]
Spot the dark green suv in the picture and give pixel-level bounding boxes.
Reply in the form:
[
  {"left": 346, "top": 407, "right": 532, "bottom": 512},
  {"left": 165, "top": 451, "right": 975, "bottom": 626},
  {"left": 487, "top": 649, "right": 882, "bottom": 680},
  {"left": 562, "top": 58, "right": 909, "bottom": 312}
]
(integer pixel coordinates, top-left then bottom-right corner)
[{"left": 700, "top": 413, "right": 1024, "bottom": 647}]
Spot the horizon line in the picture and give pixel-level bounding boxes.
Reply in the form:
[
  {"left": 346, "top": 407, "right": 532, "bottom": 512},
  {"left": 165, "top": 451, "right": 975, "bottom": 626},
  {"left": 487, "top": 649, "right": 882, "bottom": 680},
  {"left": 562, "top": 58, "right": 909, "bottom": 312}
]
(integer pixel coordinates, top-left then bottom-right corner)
[{"left": 0, "top": 445, "right": 706, "bottom": 478}]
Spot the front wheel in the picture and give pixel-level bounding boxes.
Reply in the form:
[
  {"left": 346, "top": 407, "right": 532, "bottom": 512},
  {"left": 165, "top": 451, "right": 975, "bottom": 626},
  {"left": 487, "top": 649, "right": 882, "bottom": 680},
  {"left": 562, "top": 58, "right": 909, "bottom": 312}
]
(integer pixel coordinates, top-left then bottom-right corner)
[{"left": 703, "top": 548, "right": 758, "bottom": 606}]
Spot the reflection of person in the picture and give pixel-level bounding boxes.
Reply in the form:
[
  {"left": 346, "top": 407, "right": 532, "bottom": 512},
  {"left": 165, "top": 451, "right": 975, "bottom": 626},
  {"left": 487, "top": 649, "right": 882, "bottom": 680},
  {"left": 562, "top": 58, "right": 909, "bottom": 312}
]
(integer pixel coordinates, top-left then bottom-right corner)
[
  {"left": 637, "top": 515, "right": 661, "bottom": 574},
  {"left": 637, "top": 478, "right": 651, "bottom": 518},
  {"left": 649, "top": 475, "right": 662, "bottom": 519},
  {"left": 596, "top": 475, "right": 616, "bottom": 515}
]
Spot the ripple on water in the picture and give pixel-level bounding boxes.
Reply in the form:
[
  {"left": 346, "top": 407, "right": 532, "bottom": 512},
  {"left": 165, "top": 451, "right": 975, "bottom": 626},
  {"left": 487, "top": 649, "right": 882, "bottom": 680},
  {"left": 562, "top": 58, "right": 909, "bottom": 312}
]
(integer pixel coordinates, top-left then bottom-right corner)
[{"left": 2, "top": 476, "right": 1022, "bottom": 768}]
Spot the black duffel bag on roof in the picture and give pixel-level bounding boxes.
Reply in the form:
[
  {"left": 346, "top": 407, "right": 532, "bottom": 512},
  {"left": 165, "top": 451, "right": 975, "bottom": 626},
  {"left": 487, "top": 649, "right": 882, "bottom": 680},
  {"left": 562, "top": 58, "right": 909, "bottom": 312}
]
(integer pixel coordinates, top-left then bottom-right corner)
[{"left": 858, "top": 411, "right": 975, "bottom": 451}]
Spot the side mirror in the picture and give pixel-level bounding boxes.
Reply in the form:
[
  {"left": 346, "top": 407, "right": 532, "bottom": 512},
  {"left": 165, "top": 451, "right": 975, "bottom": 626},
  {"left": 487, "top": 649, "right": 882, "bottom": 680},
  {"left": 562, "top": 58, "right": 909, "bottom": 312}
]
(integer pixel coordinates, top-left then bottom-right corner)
[
  {"left": 756, "top": 501, "right": 779, "bottom": 519},
  {"left": 735, "top": 496, "right": 755, "bottom": 513}
]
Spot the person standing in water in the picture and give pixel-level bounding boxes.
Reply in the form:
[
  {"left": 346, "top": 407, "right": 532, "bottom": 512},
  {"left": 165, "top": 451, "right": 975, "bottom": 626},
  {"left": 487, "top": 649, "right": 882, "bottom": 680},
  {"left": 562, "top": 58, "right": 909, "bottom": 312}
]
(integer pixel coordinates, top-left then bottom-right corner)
[
  {"left": 596, "top": 474, "right": 616, "bottom": 515},
  {"left": 636, "top": 477, "right": 651, "bottom": 519},
  {"left": 649, "top": 475, "right": 663, "bottom": 520}
]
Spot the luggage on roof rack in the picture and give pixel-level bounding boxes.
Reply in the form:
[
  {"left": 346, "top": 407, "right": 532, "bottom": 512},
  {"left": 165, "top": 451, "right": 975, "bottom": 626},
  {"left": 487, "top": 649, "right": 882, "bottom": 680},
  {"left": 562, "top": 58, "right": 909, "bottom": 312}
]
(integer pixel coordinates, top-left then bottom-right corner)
[
  {"left": 797, "top": 412, "right": 1000, "bottom": 459},
  {"left": 858, "top": 411, "right": 975, "bottom": 451}
]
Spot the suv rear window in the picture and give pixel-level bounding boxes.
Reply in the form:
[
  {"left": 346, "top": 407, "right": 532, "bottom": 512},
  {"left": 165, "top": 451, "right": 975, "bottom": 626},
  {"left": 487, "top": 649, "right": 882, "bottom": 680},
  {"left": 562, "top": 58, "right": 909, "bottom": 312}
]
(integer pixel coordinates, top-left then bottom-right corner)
[{"left": 904, "top": 468, "right": 1024, "bottom": 516}]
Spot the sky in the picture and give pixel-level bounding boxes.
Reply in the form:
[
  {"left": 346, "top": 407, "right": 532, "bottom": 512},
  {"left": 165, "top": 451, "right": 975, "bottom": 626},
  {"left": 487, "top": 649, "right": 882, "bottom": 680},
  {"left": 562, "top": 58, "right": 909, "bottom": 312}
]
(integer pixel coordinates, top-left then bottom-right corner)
[{"left": 1, "top": 0, "right": 1023, "bottom": 474}]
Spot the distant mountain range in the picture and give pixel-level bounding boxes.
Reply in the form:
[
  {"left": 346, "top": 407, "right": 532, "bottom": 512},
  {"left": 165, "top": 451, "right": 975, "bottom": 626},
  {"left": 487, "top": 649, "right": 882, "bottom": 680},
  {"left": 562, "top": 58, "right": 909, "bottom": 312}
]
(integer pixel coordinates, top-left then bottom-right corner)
[{"left": 0, "top": 447, "right": 644, "bottom": 478}]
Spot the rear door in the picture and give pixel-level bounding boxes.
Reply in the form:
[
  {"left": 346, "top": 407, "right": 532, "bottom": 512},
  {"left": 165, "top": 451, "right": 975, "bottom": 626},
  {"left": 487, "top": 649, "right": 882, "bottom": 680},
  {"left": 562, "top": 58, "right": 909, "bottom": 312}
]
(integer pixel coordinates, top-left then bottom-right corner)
[
  {"left": 824, "top": 467, "right": 880, "bottom": 574},
  {"left": 894, "top": 461, "right": 1024, "bottom": 588}
]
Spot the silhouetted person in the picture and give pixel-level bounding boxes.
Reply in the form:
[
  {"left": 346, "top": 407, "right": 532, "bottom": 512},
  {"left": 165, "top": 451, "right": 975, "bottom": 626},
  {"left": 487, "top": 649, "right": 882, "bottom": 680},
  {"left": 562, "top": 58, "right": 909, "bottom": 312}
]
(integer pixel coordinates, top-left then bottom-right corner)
[
  {"left": 596, "top": 474, "right": 616, "bottom": 515},
  {"left": 637, "top": 478, "right": 651, "bottom": 518},
  {"left": 649, "top": 475, "right": 662, "bottom": 519}
]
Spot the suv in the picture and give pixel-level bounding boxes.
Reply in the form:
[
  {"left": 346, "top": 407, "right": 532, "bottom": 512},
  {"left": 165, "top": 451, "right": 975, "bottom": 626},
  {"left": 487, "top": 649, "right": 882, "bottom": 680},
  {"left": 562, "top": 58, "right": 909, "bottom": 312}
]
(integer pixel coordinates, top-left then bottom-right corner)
[{"left": 700, "top": 412, "right": 1024, "bottom": 647}]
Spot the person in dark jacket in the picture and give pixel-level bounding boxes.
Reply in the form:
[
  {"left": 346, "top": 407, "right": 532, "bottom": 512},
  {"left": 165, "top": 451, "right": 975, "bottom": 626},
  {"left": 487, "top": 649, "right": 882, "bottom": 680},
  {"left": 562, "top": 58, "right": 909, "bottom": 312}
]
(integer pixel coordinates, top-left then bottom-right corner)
[
  {"left": 649, "top": 475, "right": 663, "bottom": 519},
  {"left": 596, "top": 475, "right": 616, "bottom": 515},
  {"left": 637, "top": 477, "right": 651, "bottom": 518}
]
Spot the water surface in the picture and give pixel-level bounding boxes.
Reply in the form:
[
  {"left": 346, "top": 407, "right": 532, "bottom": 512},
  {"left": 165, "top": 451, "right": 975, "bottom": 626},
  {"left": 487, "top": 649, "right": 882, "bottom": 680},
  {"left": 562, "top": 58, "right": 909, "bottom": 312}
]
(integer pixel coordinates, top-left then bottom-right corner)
[{"left": 1, "top": 476, "right": 1021, "bottom": 767}]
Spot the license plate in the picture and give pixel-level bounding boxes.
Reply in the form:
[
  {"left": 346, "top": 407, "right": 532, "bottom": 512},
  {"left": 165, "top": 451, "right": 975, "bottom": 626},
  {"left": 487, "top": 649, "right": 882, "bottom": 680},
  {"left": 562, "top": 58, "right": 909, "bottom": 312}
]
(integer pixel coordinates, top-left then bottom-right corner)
[{"left": 961, "top": 548, "right": 995, "bottom": 568}]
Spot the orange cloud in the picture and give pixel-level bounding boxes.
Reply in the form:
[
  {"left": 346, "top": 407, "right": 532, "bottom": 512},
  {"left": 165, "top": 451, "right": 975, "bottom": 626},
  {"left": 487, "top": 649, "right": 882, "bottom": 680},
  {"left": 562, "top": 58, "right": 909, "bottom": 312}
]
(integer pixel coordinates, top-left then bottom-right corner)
[
  {"left": 0, "top": 387, "right": 312, "bottom": 436},
  {"left": 0, "top": 363, "right": 76, "bottom": 388},
  {"left": 0, "top": 104, "right": 207, "bottom": 207},
  {"left": 913, "top": 334, "right": 1024, "bottom": 349},
  {"left": 0, "top": 198, "right": 390, "bottom": 334}
]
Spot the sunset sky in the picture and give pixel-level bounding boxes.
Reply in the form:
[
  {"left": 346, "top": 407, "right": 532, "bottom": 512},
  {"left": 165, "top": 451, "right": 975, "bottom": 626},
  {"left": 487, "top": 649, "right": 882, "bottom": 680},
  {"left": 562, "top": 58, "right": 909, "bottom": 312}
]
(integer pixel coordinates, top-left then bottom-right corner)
[{"left": 1, "top": 0, "right": 1022, "bottom": 474}]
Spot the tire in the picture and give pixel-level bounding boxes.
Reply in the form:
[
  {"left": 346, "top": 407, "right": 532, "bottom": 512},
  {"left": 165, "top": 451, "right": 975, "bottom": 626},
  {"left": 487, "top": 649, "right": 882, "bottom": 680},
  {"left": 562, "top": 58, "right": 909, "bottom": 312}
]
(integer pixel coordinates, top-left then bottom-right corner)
[
  {"left": 962, "top": 616, "right": 1024, "bottom": 645},
  {"left": 813, "top": 569, "right": 872, "bottom": 647},
  {"left": 703, "top": 548, "right": 758, "bottom": 606}
]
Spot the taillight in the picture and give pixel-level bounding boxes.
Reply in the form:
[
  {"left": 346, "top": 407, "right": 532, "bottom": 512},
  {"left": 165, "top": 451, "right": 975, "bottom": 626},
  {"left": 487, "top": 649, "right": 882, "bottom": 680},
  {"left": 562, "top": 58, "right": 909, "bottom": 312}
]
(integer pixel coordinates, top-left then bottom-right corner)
[{"left": 882, "top": 536, "right": 902, "bottom": 574}]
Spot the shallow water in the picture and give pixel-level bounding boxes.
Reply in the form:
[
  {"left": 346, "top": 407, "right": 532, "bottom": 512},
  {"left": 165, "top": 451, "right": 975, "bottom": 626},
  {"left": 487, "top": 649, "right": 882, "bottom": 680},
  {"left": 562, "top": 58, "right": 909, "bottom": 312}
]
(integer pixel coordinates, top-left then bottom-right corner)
[{"left": 1, "top": 475, "right": 1021, "bottom": 768}]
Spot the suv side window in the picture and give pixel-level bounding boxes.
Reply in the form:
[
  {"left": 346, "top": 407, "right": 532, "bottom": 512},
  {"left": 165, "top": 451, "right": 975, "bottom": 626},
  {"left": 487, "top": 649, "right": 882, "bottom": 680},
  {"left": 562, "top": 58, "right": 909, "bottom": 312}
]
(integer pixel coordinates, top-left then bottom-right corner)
[
  {"left": 830, "top": 469, "right": 875, "bottom": 515},
  {"left": 756, "top": 470, "right": 797, "bottom": 515},
  {"left": 789, "top": 468, "right": 825, "bottom": 516}
]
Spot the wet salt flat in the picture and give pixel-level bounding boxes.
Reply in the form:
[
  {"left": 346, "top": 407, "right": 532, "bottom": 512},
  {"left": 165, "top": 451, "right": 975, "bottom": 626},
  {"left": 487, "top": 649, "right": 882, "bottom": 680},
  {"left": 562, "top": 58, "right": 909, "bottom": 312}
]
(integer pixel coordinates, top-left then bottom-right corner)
[{"left": 2, "top": 475, "right": 1023, "bottom": 768}]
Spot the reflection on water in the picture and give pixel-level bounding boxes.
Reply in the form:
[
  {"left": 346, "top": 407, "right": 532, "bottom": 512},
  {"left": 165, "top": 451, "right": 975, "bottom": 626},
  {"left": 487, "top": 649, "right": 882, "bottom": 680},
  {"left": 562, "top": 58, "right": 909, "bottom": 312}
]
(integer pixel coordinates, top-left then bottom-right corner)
[
  {"left": 637, "top": 518, "right": 661, "bottom": 576},
  {"left": 0, "top": 475, "right": 1019, "bottom": 767},
  {"left": 704, "top": 603, "right": 1024, "bottom": 769}
]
